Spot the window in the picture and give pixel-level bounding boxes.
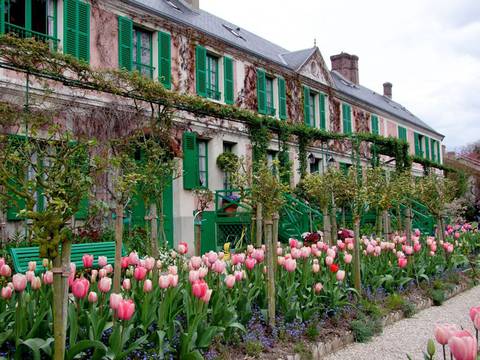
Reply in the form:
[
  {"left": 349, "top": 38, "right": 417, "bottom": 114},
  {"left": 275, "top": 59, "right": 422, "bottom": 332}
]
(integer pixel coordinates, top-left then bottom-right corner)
[
  {"left": 198, "top": 140, "right": 208, "bottom": 188},
  {"left": 339, "top": 162, "right": 351, "bottom": 175},
  {"left": 303, "top": 86, "right": 317, "bottom": 127},
  {"left": 133, "top": 27, "right": 153, "bottom": 78},
  {"left": 222, "top": 142, "right": 235, "bottom": 190},
  {"left": 309, "top": 157, "right": 321, "bottom": 174},
  {"left": 414, "top": 132, "right": 424, "bottom": 157},
  {"left": 206, "top": 53, "right": 220, "bottom": 100},
  {"left": 398, "top": 126, "right": 407, "bottom": 141},
  {"left": 2, "top": 0, "right": 58, "bottom": 47},
  {"left": 267, "top": 151, "right": 278, "bottom": 175},
  {"left": 342, "top": 103, "right": 352, "bottom": 134},
  {"left": 265, "top": 76, "right": 275, "bottom": 116},
  {"left": 371, "top": 114, "right": 379, "bottom": 135}
]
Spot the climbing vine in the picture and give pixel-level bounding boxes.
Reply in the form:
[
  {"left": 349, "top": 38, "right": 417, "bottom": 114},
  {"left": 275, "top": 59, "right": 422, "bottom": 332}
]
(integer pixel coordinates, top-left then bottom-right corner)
[{"left": 277, "top": 124, "right": 292, "bottom": 185}]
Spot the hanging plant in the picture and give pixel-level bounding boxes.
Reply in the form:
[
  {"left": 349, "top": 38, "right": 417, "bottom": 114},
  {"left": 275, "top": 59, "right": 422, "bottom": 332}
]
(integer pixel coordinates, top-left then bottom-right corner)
[{"left": 216, "top": 152, "right": 239, "bottom": 173}]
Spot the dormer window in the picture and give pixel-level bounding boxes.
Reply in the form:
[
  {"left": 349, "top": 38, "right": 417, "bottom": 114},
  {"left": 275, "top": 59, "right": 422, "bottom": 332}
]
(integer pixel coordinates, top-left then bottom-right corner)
[{"left": 222, "top": 24, "right": 246, "bottom": 41}]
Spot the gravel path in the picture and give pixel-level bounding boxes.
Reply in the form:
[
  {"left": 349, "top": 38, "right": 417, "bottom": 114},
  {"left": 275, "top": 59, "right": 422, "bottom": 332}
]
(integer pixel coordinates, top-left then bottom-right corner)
[{"left": 324, "top": 285, "right": 480, "bottom": 360}]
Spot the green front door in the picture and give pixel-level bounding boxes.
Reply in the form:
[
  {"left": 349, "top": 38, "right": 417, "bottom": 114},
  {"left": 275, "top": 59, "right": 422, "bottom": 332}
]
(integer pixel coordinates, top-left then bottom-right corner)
[{"left": 130, "top": 176, "right": 174, "bottom": 248}]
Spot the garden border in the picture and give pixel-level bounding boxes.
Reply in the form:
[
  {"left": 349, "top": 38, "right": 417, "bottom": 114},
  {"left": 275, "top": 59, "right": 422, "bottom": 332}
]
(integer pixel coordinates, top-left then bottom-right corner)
[{"left": 282, "top": 279, "right": 473, "bottom": 360}]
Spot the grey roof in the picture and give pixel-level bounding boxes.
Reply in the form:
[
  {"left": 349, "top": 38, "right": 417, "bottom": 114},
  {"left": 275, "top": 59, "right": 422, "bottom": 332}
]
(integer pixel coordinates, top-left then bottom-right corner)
[
  {"left": 128, "top": 0, "right": 443, "bottom": 139},
  {"left": 331, "top": 71, "right": 444, "bottom": 138},
  {"left": 280, "top": 48, "right": 317, "bottom": 70}
]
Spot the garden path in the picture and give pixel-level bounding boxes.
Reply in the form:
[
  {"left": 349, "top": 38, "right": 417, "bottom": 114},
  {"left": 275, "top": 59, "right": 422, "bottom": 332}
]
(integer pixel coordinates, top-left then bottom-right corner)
[{"left": 323, "top": 285, "right": 480, "bottom": 360}]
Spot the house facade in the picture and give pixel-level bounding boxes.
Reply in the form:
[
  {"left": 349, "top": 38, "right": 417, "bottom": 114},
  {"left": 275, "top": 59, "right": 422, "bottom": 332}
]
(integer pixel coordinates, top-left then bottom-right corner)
[{"left": 0, "top": 0, "right": 445, "bottom": 250}]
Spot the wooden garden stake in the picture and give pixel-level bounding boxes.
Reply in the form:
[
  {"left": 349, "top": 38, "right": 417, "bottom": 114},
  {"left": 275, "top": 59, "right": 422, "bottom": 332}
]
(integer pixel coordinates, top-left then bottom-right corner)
[
  {"left": 113, "top": 203, "right": 123, "bottom": 293},
  {"left": 264, "top": 218, "right": 276, "bottom": 327}
]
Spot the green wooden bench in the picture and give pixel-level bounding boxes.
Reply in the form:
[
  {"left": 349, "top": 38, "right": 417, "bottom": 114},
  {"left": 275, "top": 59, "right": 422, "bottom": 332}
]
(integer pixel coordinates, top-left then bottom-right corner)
[{"left": 9, "top": 241, "right": 127, "bottom": 274}]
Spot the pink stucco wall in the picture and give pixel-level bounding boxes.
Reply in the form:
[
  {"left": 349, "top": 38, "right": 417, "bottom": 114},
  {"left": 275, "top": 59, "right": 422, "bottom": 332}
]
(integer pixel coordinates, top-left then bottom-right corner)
[{"left": 90, "top": 6, "right": 118, "bottom": 70}]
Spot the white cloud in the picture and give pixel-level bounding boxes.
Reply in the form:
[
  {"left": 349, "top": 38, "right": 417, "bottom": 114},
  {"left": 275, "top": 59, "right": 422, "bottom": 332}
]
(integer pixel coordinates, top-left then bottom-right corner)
[{"left": 200, "top": 0, "right": 480, "bottom": 149}]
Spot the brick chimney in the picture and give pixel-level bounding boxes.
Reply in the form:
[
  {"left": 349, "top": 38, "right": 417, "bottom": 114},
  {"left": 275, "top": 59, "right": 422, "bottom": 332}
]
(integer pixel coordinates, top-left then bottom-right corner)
[
  {"left": 185, "top": 0, "right": 200, "bottom": 9},
  {"left": 383, "top": 82, "right": 392, "bottom": 99},
  {"left": 330, "top": 52, "right": 359, "bottom": 85}
]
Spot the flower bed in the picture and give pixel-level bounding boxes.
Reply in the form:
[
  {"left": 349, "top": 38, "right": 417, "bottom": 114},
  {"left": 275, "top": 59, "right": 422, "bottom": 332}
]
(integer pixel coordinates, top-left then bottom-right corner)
[{"left": 0, "top": 225, "right": 478, "bottom": 359}]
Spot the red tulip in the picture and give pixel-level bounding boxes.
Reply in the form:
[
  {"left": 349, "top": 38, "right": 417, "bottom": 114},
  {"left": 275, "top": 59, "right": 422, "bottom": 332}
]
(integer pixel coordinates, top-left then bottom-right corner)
[
  {"left": 82, "top": 254, "right": 94, "bottom": 268},
  {"left": 72, "top": 278, "right": 89, "bottom": 299},
  {"left": 448, "top": 331, "right": 477, "bottom": 360},
  {"left": 329, "top": 264, "right": 339, "bottom": 273},
  {"left": 133, "top": 266, "right": 147, "bottom": 281},
  {"left": 12, "top": 274, "right": 27, "bottom": 292},
  {"left": 398, "top": 257, "right": 408, "bottom": 268},
  {"left": 116, "top": 299, "right": 135, "bottom": 321}
]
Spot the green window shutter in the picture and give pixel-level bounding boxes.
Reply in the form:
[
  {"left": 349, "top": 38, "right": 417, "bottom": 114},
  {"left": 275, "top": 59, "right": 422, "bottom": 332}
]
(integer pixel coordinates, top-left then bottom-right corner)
[
  {"left": 195, "top": 45, "right": 207, "bottom": 97},
  {"left": 319, "top": 93, "right": 326, "bottom": 129},
  {"left": 256, "top": 68, "right": 266, "bottom": 114},
  {"left": 414, "top": 132, "right": 421, "bottom": 156},
  {"left": 0, "top": 0, "right": 5, "bottom": 34},
  {"left": 74, "top": 197, "right": 89, "bottom": 220},
  {"left": 342, "top": 103, "right": 352, "bottom": 134},
  {"left": 36, "top": 158, "right": 45, "bottom": 212},
  {"left": 371, "top": 115, "right": 379, "bottom": 135},
  {"left": 64, "top": 0, "right": 77, "bottom": 57},
  {"left": 118, "top": 16, "right": 133, "bottom": 71},
  {"left": 303, "top": 86, "right": 310, "bottom": 126},
  {"left": 425, "top": 136, "right": 430, "bottom": 160},
  {"left": 398, "top": 126, "right": 407, "bottom": 141},
  {"left": 6, "top": 176, "right": 26, "bottom": 221},
  {"left": 278, "top": 77, "right": 287, "bottom": 120},
  {"left": 182, "top": 132, "right": 198, "bottom": 190},
  {"left": 158, "top": 31, "right": 171, "bottom": 89},
  {"left": 77, "top": 0, "right": 90, "bottom": 62},
  {"left": 436, "top": 141, "right": 441, "bottom": 163},
  {"left": 223, "top": 56, "right": 234, "bottom": 104}
]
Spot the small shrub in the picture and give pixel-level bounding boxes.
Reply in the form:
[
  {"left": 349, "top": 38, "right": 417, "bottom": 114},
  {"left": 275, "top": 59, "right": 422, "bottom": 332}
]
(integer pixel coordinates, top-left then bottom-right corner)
[
  {"left": 432, "top": 279, "right": 445, "bottom": 290},
  {"left": 293, "top": 343, "right": 312, "bottom": 360},
  {"left": 385, "top": 293, "right": 406, "bottom": 311},
  {"left": 429, "top": 289, "right": 446, "bottom": 306},
  {"left": 446, "top": 272, "right": 461, "bottom": 284},
  {"left": 244, "top": 341, "right": 263, "bottom": 358},
  {"left": 351, "top": 315, "right": 383, "bottom": 343},
  {"left": 359, "top": 299, "right": 383, "bottom": 319},
  {"left": 402, "top": 301, "right": 417, "bottom": 318},
  {"left": 305, "top": 323, "right": 319, "bottom": 341}
]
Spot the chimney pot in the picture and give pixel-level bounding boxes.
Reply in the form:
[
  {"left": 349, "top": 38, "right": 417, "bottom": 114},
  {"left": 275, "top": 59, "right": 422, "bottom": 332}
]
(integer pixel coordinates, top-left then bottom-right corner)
[
  {"left": 185, "top": 0, "right": 199, "bottom": 9},
  {"left": 383, "top": 82, "right": 392, "bottom": 99},
  {"left": 330, "top": 52, "right": 359, "bottom": 85}
]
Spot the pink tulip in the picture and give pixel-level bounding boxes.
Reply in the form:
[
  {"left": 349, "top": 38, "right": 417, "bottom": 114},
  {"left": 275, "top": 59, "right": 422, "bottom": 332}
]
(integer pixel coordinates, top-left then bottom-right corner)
[
  {"left": 413, "top": 243, "right": 422, "bottom": 253},
  {"left": 474, "top": 313, "right": 480, "bottom": 330},
  {"left": 91, "top": 270, "right": 98, "bottom": 283},
  {"left": 344, "top": 253, "right": 353, "bottom": 264},
  {"left": 284, "top": 258, "right": 297, "bottom": 272},
  {"left": 144, "top": 257, "right": 155, "bottom": 271},
  {"left": 133, "top": 266, "right": 147, "bottom": 281},
  {"left": 198, "top": 267, "right": 208, "bottom": 278},
  {"left": 404, "top": 246, "right": 413, "bottom": 255},
  {"left": 234, "top": 270, "right": 243, "bottom": 281},
  {"left": 12, "top": 274, "right": 27, "bottom": 292},
  {"left": 1, "top": 286, "right": 13, "bottom": 299},
  {"left": 128, "top": 252, "right": 139, "bottom": 266},
  {"left": 448, "top": 331, "right": 477, "bottom": 360},
  {"left": 277, "top": 247, "right": 283, "bottom": 256},
  {"left": 398, "top": 257, "right": 408, "bottom": 268},
  {"left": 206, "top": 252, "right": 218, "bottom": 265},
  {"left": 189, "top": 256, "right": 203, "bottom": 269},
  {"left": 28, "top": 261, "right": 37, "bottom": 272},
  {"left": 300, "top": 247, "right": 311, "bottom": 259},
  {"left": 231, "top": 253, "right": 244, "bottom": 266},
  {"left": 0, "top": 258, "right": 4, "bottom": 268},
  {"left": 109, "top": 293, "right": 122, "bottom": 310},
  {"left": 116, "top": 299, "right": 135, "bottom": 321},
  {"left": 98, "top": 277, "right": 112, "bottom": 293},
  {"left": 121, "top": 257, "right": 130, "bottom": 269},
  {"left": 277, "top": 256, "right": 285, "bottom": 266},
  {"left": 26, "top": 270, "right": 35, "bottom": 283},
  {"left": 435, "top": 324, "right": 459, "bottom": 345},
  {"left": 178, "top": 241, "right": 188, "bottom": 255},
  {"left": 201, "top": 289, "right": 212, "bottom": 303},
  {"left": 98, "top": 256, "right": 108, "bottom": 268},
  {"left": 291, "top": 248, "right": 301, "bottom": 259},
  {"left": 225, "top": 275, "right": 236, "bottom": 289},
  {"left": 31, "top": 276, "right": 41, "bottom": 290},
  {"left": 122, "top": 278, "right": 131, "bottom": 291},
  {"left": 159, "top": 275, "right": 170, "bottom": 289},
  {"left": 212, "top": 260, "right": 226, "bottom": 274},
  {"left": 252, "top": 249, "right": 265, "bottom": 262},
  {"left": 82, "top": 254, "right": 94, "bottom": 268},
  {"left": 143, "top": 279, "right": 153, "bottom": 293},
  {"left": 469, "top": 306, "right": 480, "bottom": 322},
  {"left": 327, "top": 248, "right": 336, "bottom": 258},
  {"left": 245, "top": 257, "right": 256, "bottom": 270},
  {"left": 325, "top": 256, "right": 334, "bottom": 266},
  {"left": 0, "top": 264, "right": 11, "bottom": 277},
  {"left": 314, "top": 283, "right": 323, "bottom": 294},
  {"left": 454, "top": 232, "right": 460, "bottom": 239},
  {"left": 336, "top": 270, "right": 346, "bottom": 282},
  {"left": 192, "top": 279, "right": 208, "bottom": 298},
  {"left": 72, "top": 278, "right": 89, "bottom": 299},
  {"left": 168, "top": 274, "right": 178, "bottom": 288},
  {"left": 312, "top": 263, "right": 320, "bottom": 273},
  {"left": 99, "top": 269, "right": 107, "bottom": 278},
  {"left": 189, "top": 270, "right": 200, "bottom": 283},
  {"left": 366, "top": 244, "right": 374, "bottom": 254},
  {"left": 447, "top": 244, "right": 454, "bottom": 253},
  {"left": 168, "top": 266, "right": 178, "bottom": 275},
  {"left": 88, "top": 291, "right": 98, "bottom": 303},
  {"left": 289, "top": 238, "right": 298, "bottom": 249}
]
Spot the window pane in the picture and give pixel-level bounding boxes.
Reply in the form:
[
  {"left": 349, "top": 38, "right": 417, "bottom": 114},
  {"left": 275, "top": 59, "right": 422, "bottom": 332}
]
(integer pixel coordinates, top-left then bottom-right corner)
[
  {"left": 309, "top": 93, "right": 316, "bottom": 125},
  {"left": 206, "top": 54, "right": 218, "bottom": 98},
  {"left": 32, "top": 0, "right": 48, "bottom": 34},
  {"left": 133, "top": 28, "right": 152, "bottom": 77},
  {"left": 266, "top": 77, "right": 274, "bottom": 109},
  {"left": 7, "top": 0, "right": 26, "bottom": 28}
]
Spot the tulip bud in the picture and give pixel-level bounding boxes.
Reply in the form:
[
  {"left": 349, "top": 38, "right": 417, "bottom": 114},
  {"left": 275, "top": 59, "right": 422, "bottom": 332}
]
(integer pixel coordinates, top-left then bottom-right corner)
[
  {"left": 1, "top": 286, "right": 13, "bottom": 299},
  {"left": 42, "top": 258, "right": 49, "bottom": 268},
  {"left": 143, "top": 279, "right": 153, "bottom": 293},
  {"left": 122, "top": 278, "right": 131, "bottom": 291},
  {"left": 427, "top": 339, "right": 435, "bottom": 357},
  {"left": 28, "top": 261, "right": 37, "bottom": 272},
  {"left": 88, "top": 291, "right": 98, "bottom": 303},
  {"left": 31, "top": 276, "right": 41, "bottom": 290}
]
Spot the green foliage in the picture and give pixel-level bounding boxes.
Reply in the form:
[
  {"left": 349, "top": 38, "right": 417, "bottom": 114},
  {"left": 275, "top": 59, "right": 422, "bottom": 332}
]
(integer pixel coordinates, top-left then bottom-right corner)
[
  {"left": 305, "top": 323, "right": 320, "bottom": 341},
  {"left": 385, "top": 293, "right": 406, "bottom": 311},
  {"left": 402, "top": 301, "right": 417, "bottom": 318},
  {"left": 358, "top": 299, "right": 383, "bottom": 319},
  {"left": 351, "top": 314, "right": 383, "bottom": 343},
  {"left": 293, "top": 342, "right": 313, "bottom": 360},
  {"left": 244, "top": 340, "right": 263, "bottom": 357},
  {"left": 416, "top": 174, "right": 456, "bottom": 217},
  {"left": 216, "top": 152, "right": 239, "bottom": 173},
  {"left": 429, "top": 289, "right": 446, "bottom": 306}
]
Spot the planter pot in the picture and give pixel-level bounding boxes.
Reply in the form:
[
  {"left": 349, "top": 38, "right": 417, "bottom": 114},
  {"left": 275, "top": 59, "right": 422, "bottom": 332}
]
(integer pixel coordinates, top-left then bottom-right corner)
[{"left": 222, "top": 202, "right": 238, "bottom": 216}]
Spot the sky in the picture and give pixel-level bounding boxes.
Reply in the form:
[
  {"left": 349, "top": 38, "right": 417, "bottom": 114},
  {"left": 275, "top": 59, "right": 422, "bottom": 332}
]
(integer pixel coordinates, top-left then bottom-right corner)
[{"left": 200, "top": 0, "right": 480, "bottom": 150}]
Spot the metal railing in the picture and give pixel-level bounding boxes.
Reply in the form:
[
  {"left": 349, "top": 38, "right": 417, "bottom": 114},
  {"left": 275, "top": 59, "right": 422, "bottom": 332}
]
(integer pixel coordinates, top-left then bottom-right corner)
[
  {"left": 215, "top": 188, "right": 251, "bottom": 214},
  {"left": 4, "top": 23, "right": 59, "bottom": 50}
]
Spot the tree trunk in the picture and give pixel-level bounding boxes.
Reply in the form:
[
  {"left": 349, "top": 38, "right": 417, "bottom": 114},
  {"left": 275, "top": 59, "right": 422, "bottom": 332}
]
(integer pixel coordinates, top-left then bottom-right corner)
[
  {"left": 158, "top": 193, "right": 167, "bottom": 248},
  {"left": 382, "top": 210, "right": 390, "bottom": 241},
  {"left": 53, "top": 238, "right": 71, "bottom": 360},
  {"left": 375, "top": 210, "right": 383, "bottom": 238},
  {"left": 256, "top": 203, "right": 263, "bottom": 247},
  {"left": 150, "top": 203, "right": 159, "bottom": 257},
  {"left": 272, "top": 213, "right": 279, "bottom": 273},
  {"left": 437, "top": 217, "right": 445, "bottom": 243},
  {"left": 322, "top": 207, "right": 331, "bottom": 245},
  {"left": 330, "top": 205, "right": 337, "bottom": 243},
  {"left": 353, "top": 215, "right": 362, "bottom": 294},
  {"left": 264, "top": 218, "right": 275, "bottom": 327},
  {"left": 113, "top": 203, "right": 123, "bottom": 293}
]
